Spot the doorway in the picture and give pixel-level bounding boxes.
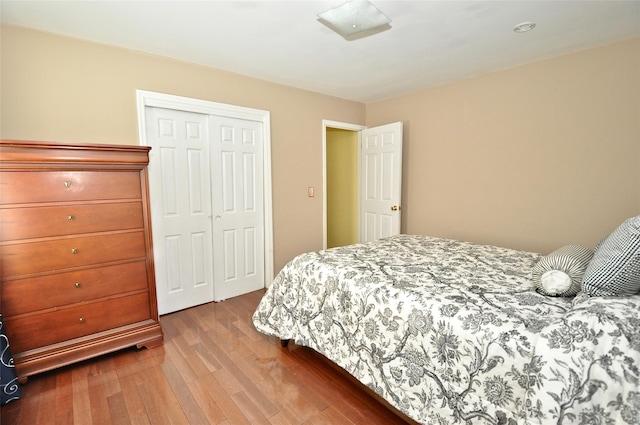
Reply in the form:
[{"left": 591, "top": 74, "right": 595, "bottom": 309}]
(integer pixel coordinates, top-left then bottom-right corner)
[
  {"left": 326, "top": 127, "right": 359, "bottom": 248},
  {"left": 323, "top": 121, "right": 365, "bottom": 249},
  {"left": 322, "top": 120, "right": 403, "bottom": 249},
  {"left": 137, "top": 90, "right": 273, "bottom": 315}
]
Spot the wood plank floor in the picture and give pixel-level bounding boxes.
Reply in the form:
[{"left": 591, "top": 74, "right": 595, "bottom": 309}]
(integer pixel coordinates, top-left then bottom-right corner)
[{"left": 1, "top": 290, "right": 412, "bottom": 425}]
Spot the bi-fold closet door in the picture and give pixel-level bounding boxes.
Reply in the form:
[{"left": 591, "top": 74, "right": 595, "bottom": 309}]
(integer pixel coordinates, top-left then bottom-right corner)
[{"left": 144, "top": 106, "right": 265, "bottom": 315}]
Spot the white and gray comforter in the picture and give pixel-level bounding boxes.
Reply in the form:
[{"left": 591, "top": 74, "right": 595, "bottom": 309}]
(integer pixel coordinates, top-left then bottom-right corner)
[{"left": 252, "top": 235, "right": 640, "bottom": 424}]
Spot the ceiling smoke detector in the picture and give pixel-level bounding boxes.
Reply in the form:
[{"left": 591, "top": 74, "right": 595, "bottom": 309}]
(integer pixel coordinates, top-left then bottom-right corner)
[{"left": 318, "top": 0, "right": 391, "bottom": 41}]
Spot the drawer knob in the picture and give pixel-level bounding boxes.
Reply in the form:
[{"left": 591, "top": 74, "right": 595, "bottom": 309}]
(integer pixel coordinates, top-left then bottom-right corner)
[
  {"left": 79, "top": 317, "right": 85, "bottom": 323},
  {"left": 71, "top": 248, "right": 78, "bottom": 254},
  {"left": 68, "top": 215, "right": 75, "bottom": 221},
  {"left": 64, "top": 181, "right": 72, "bottom": 188},
  {"left": 74, "top": 282, "right": 81, "bottom": 288}
]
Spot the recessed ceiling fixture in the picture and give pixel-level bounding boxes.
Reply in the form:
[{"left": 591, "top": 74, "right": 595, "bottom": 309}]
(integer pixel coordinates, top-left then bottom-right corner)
[
  {"left": 513, "top": 21, "right": 536, "bottom": 33},
  {"left": 317, "top": 0, "right": 391, "bottom": 41}
]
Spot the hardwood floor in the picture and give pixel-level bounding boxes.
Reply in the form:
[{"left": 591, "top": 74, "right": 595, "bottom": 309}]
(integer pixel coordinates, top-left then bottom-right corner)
[{"left": 1, "top": 290, "right": 412, "bottom": 425}]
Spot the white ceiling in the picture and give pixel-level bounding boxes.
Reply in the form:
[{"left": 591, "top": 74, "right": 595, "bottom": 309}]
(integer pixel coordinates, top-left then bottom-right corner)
[{"left": 2, "top": 1, "right": 639, "bottom": 103}]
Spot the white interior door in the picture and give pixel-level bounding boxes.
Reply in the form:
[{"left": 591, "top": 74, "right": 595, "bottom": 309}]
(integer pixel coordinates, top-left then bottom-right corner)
[
  {"left": 210, "top": 116, "right": 265, "bottom": 301},
  {"left": 360, "top": 122, "right": 403, "bottom": 242},
  {"left": 145, "top": 107, "right": 214, "bottom": 314},
  {"left": 142, "top": 96, "right": 271, "bottom": 314}
]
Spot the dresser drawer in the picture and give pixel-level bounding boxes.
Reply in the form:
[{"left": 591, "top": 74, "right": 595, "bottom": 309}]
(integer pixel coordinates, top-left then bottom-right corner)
[
  {"left": 1, "top": 231, "right": 146, "bottom": 278},
  {"left": 1, "top": 202, "right": 144, "bottom": 241},
  {"left": 3, "top": 292, "right": 152, "bottom": 353},
  {"left": 1, "top": 261, "right": 149, "bottom": 316},
  {"left": 0, "top": 171, "right": 142, "bottom": 205}
]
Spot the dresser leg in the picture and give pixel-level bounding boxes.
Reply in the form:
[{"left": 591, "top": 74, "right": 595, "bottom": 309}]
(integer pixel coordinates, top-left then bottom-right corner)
[{"left": 136, "top": 335, "right": 164, "bottom": 350}]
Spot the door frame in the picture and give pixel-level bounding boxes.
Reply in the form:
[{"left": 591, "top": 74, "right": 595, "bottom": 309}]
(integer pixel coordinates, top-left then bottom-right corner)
[
  {"left": 322, "top": 120, "right": 366, "bottom": 249},
  {"left": 136, "top": 89, "right": 274, "bottom": 287}
]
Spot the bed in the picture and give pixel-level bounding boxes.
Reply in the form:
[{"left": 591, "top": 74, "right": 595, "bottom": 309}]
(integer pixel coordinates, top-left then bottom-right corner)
[{"left": 253, "top": 217, "right": 640, "bottom": 424}]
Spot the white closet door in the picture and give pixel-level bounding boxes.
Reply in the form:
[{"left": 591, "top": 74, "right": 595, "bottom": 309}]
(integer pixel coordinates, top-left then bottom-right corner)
[
  {"left": 145, "top": 107, "right": 214, "bottom": 314},
  {"left": 210, "top": 116, "right": 265, "bottom": 301},
  {"left": 360, "top": 122, "right": 403, "bottom": 242}
]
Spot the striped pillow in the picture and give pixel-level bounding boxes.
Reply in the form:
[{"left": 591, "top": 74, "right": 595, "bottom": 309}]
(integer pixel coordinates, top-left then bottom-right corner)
[
  {"left": 582, "top": 215, "right": 640, "bottom": 296},
  {"left": 532, "top": 245, "right": 594, "bottom": 296}
]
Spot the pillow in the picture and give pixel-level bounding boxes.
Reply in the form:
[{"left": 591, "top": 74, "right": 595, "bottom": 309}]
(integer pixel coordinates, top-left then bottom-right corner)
[
  {"left": 582, "top": 215, "right": 640, "bottom": 296},
  {"left": 532, "top": 245, "right": 594, "bottom": 296}
]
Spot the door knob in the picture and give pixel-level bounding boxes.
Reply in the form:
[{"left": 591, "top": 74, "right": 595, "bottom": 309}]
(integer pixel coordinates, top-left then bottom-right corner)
[{"left": 391, "top": 205, "right": 400, "bottom": 211}]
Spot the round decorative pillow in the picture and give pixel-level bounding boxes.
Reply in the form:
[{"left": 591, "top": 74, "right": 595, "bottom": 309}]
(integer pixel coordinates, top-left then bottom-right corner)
[{"left": 532, "top": 245, "right": 594, "bottom": 296}]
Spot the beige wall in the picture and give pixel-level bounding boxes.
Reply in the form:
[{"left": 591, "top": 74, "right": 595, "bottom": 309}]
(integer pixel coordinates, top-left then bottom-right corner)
[
  {"left": 367, "top": 37, "right": 640, "bottom": 254},
  {"left": 2, "top": 25, "right": 639, "bottom": 272},
  {"left": 0, "top": 25, "right": 365, "bottom": 272}
]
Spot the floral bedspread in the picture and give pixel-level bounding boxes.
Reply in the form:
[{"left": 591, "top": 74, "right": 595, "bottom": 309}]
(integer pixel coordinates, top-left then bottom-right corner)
[{"left": 252, "top": 235, "right": 640, "bottom": 424}]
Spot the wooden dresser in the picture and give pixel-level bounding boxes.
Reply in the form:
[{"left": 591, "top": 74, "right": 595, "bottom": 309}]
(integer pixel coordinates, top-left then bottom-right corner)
[{"left": 0, "top": 140, "right": 163, "bottom": 381}]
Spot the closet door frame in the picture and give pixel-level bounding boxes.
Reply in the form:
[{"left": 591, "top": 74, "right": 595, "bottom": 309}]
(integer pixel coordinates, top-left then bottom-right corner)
[{"left": 135, "top": 90, "right": 274, "bottom": 290}]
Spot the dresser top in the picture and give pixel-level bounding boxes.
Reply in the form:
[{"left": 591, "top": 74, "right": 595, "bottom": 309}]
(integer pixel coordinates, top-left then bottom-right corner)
[{"left": 0, "top": 140, "right": 150, "bottom": 167}]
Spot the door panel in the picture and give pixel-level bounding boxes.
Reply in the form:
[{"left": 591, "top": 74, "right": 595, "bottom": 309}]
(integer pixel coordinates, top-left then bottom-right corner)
[
  {"left": 145, "top": 107, "right": 214, "bottom": 314},
  {"left": 360, "top": 122, "right": 403, "bottom": 242},
  {"left": 210, "top": 116, "right": 264, "bottom": 301}
]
